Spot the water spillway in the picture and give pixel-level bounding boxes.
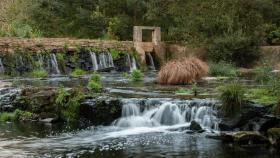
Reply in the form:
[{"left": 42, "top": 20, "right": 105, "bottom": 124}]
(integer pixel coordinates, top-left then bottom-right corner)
[
  {"left": 0, "top": 50, "right": 139, "bottom": 76},
  {"left": 114, "top": 98, "right": 220, "bottom": 131}
]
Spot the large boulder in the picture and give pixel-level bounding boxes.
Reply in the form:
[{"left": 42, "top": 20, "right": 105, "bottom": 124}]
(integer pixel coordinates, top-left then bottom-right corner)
[
  {"left": 268, "top": 128, "right": 280, "bottom": 149},
  {"left": 79, "top": 97, "right": 122, "bottom": 125}
]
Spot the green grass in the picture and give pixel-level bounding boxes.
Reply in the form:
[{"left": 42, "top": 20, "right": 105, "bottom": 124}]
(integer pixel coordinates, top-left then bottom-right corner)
[
  {"left": 87, "top": 73, "right": 102, "bottom": 93},
  {"left": 246, "top": 88, "right": 278, "bottom": 105},
  {"left": 70, "top": 68, "right": 87, "bottom": 77},
  {"left": 0, "top": 112, "right": 15, "bottom": 122},
  {"left": 29, "top": 69, "right": 48, "bottom": 78},
  {"left": 219, "top": 82, "right": 245, "bottom": 116},
  {"left": 209, "top": 62, "right": 237, "bottom": 77},
  {"left": 175, "top": 88, "right": 193, "bottom": 95}
]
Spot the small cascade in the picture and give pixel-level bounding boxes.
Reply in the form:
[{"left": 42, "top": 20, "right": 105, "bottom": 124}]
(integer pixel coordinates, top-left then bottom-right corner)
[
  {"left": 146, "top": 52, "right": 156, "bottom": 70},
  {"left": 36, "top": 54, "right": 44, "bottom": 70},
  {"left": 49, "top": 54, "right": 60, "bottom": 74},
  {"left": 97, "top": 52, "right": 114, "bottom": 70},
  {"left": 0, "top": 88, "right": 21, "bottom": 112},
  {"left": 0, "top": 58, "right": 4, "bottom": 74},
  {"left": 90, "top": 52, "right": 99, "bottom": 70},
  {"left": 114, "top": 99, "right": 220, "bottom": 131},
  {"left": 126, "top": 54, "right": 137, "bottom": 71}
]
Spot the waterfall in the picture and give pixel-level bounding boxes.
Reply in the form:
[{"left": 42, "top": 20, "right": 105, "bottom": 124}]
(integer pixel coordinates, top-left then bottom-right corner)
[
  {"left": 97, "top": 52, "right": 114, "bottom": 70},
  {"left": 36, "top": 54, "right": 44, "bottom": 70},
  {"left": 0, "top": 58, "right": 4, "bottom": 74},
  {"left": 147, "top": 52, "right": 155, "bottom": 70},
  {"left": 114, "top": 99, "right": 220, "bottom": 131},
  {"left": 126, "top": 54, "right": 137, "bottom": 72},
  {"left": 49, "top": 54, "right": 60, "bottom": 74},
  {"left": 90, "top": 52, "right": 99, "bottom": 71}
]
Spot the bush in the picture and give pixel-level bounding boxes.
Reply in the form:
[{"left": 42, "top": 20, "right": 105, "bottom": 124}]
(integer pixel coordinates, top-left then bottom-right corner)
[
  {"left": 56, "top": 85, "right": 84, "bottom": 122},
  {"left": 209, "top": 62, "right": 237, "bottom": 77},
  {"left": 29, "top": 69, "right": 48, "bottom": 78},
  {"left": 70, "top": 68, "right": 86, "bottom": 77},
  {"left": 87, "top": 73, "right": 102, "bottom": 92},
  {"left": 267, "top": 28, "right": 280, "bottom": 45},
  {"left": 157, "top": 57, "right": 208, "bottom": 85},
  {"left": 131, "top": 69, "right": 143, "bottom": 82},
  {"left": 219, "top": 82, "right": 245, "bottom": 116},
  {"left": 207, "top": 32, "right": 260, "bottom": 67},
  {"left": 110, "top": 49, "right": 121, "bottom": 60}
]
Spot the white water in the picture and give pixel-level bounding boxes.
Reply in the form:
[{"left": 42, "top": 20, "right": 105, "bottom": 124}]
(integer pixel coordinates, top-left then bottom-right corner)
[
  {"left": 98, "top": 52, "right": 114, "bottom": 70},
  {"left": 0, "top": 98, "right": 220, "bottom": 157},
  {"left": 90, "top": 52, "right": 99, "bottom": 71},
  {"left": 49, "top": 54, "right": 60, "bottom": 74},
  {"left": 0, "top": 58, "right": 4, "bottom": 74},
  {"left": 126, "top": 54, "right": 137, "bottom": 72},
  {"left": 147, "top": 52, "right": 156, "bottom": 70},
  {"left": 36, "top": 54, "right": 44, "bottom": 70},
  {"left": 114, "top": 99, "right": 220, "bottom": 131}
]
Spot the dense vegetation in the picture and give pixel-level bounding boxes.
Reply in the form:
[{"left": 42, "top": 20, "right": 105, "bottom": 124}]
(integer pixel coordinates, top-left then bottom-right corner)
[{"left": 0, "top": 0, "right": 280, "bottom": 66}]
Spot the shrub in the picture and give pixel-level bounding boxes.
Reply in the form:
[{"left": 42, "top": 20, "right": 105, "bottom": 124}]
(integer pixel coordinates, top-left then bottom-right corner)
[
  {"left": 267, "top": 28, "right": 280, "bottom": 45},
  {"left": 110, "top": 49, "right": 121, "bottom": 60},
  {"left": 209, "top": 62, "right": 237, "bottom": 77},
  {"left": 29, "top": 69, "right": 48, "bottom": 78},
  {"left": 56, "top": 85, "right": 84, "bottom": 122},
  {"left": 131, "top": 69, "right": 143, "bottom": 82},
  {"left": 219, "top": 82, "right": 245, "bottom": 116},
  {"left": 207, "top": 32, "right": 260, "bottom": 67},
  {"left": 87, "top": 73, "right": 102, "bottom": 92},
  {"left": 157, "top": 57, "right": 208, "bottom": 85},
  {"left": 70, "top": 68, "right": 86, "bottom": 77}
]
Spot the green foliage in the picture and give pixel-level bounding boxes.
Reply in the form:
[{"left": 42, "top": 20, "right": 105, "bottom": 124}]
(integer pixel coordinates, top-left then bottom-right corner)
[
  {"left": 110, "top": 49, "right": 121, "bottom": 60},
  {"left": 246, "top": 88, "right": 278, "bottom": 105},
  {"left": 267, "top": 28, "right": 280, "bottom": 45},
  {"left": 209, "top": 62, "right": 237, "bottom": 77},
  {"left": 219, "top": 82, "right": 245, "bottom": 116},
  {"left": 207, "top": 32, "right": 260, "bottom": 67},
  {"left": 87, "top": 73, "right": 102, "bottom": 93},
  {"left": 175, "top": 89, "right": 192, "bottom": 95},
  {"left": 56, "top": 85, "right": 84, "bottom": 122},
  {"left": 0, "top": 112, "right": 15, "bottom": 122},
  {"left": 29, "top": 69, "right": 48, "bottom": 78},
  {"left": 131, "top": 69, "right": 143, "bottom": 82},
  {"left": 70, "top": 68, "right": 87, "bottom": 77},
  {"left": 56, "top": 53, "right": 65, "bottom": 62},
  {"left": 0, "top": 109, "right": 35, "bottom": 122},
  {"left": 254, "top": 66, "right": 274, "bottom": 84}
]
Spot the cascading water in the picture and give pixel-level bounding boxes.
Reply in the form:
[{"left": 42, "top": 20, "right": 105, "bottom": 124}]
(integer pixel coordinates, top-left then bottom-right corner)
[
  {"left": 146, "top": 52, "right": 156, "bottom": 70},
  {"left": 97, "top": 52, "right": 114, "bottom": 70},
  {"left": 114, "top": 99, "right": 220, "bottom": 131},
  {"left": 0, "top": 58, "right": 4, "bottom": 74},
  {"left": 126, "top": 54, "right": 137, "bottom": 71},
  {"left": 90, "top": 52, "right": 99, "bottom": 71},
  {"left": 36, "top": 54, "right": 44, "bottom": 70},
  {"left": 49, "top": 53, "right": 60, "bottom": 74}
]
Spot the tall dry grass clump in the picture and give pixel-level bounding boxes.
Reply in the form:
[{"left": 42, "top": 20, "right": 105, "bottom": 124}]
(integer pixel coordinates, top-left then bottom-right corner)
[{"left": 157, "top": 57, "right": 208, "bottom": 85}]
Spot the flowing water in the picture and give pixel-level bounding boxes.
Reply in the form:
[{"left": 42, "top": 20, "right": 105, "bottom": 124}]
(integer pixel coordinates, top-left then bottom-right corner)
[
  {"left": 90, "top": 52, "right": 99, "bottom": 71},
  {"left": 49, "top": 53, "right": 61, "bottom": 74},
  {"left": 98, "top": 52, "right": 114, "bottom": 70},
  {"left": 0, "top": 58, "right": 4, "bottom": 74},
  {"left": 126, "top": 54, "right": 137, "bottom": 71},
  {"left": 0, "top": 98, "right": 277, "bottom": 158},
  {"left": 147, "top": 52, "right": 156, "bottom": 70}
]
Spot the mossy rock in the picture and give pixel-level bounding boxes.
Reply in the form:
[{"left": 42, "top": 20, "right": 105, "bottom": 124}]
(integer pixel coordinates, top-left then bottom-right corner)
[
  {"left": 268, "top": 128, "right": 280, "bottom": 149},
  {"left": 232, "top": 131, "right": 270, "bottom": 147}
]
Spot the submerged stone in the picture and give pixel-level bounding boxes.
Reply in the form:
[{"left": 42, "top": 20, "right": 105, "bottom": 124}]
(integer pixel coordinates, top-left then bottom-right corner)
[{"left": 190, "top": 121, "right": 203, "bottom": 131}]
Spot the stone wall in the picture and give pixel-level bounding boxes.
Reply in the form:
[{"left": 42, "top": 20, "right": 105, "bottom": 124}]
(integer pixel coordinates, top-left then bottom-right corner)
[{"left": 0, "top": 38, "right": 134, "bottom": 53}]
